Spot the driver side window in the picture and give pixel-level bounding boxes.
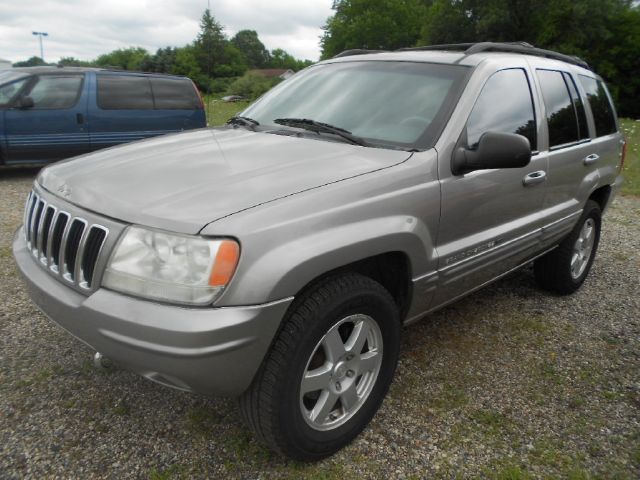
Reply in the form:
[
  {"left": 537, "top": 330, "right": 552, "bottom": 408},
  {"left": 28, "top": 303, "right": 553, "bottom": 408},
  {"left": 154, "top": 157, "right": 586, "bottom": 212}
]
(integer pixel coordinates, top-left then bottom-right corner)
[{"left": 466, "top": 69, "right": 537, "bottom": 150}]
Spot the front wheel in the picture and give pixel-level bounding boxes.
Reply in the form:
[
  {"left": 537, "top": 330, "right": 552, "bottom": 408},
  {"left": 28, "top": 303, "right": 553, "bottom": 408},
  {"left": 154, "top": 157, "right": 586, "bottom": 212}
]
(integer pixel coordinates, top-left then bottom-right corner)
[
  {"left": 534, "top": 200, "right": 602, "bottom": 294},
  {"left": 239, "top": 273, "right": 401, "bottom": 461}
]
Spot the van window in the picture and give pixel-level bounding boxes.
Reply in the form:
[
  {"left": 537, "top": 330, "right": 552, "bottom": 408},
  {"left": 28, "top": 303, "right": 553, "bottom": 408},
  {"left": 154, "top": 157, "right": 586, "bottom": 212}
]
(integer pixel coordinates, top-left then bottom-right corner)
[
  {"left": 466, "top": 68, "right": 537, "bottom": 150},
  {"left": 563, "top": 73, "right": 589, "bottom": 140},
  {"left": 97, "top": 75, "right": 154, "bottom": 110},
  {"left": 537, "top": 70, "right": 581, "bottom": 148},
  {"left": 25, "top": 75, "right": 83, "bottom": 109},
  {"left": 151, "top": 78, "right": 200, "bottom": 109},
  {"left": 0, "top": 77, "right": 29, "bottom": 107},
  {"left": 579, "top": 76, "right": 617, "bottom": 137}
]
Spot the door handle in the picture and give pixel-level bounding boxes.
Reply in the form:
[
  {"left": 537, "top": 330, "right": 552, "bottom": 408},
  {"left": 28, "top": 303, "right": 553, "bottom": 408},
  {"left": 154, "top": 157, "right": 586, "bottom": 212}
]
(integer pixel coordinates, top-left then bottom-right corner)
[
  {"left": 522, "top": 170, "right": 547, "bottom": 186},
  {"left": 76, "top": 113, "right": 84, "bottom": 125},
  {"left": 584, "top": 153, "right": 599, "bottom": 165}
]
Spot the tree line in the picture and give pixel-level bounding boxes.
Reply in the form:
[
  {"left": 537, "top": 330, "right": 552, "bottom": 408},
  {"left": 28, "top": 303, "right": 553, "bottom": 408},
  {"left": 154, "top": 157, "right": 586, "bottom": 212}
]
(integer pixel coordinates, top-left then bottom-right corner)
[
  {"left": 14, "top": 9, "right": 313, "bottom": 96},
  {"left": 321, "top": 0, "right": 640, "bottom": 117}
]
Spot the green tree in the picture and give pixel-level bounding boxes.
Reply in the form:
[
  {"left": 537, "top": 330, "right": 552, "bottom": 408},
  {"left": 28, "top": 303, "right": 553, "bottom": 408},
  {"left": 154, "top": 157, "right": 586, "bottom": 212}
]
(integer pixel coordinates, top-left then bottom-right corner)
[
  {"left": 57, "top": 57, "right": 94, "bottom": 67},
  {"left": 193, "top": 8, "right": 228, "bottom": 78},
  {"left": 320, "top": 0, "right": 428, "bottom": 59},
  {"left": 140, "top": 47, "right": 178, "bottom": 73},
  {"left": 13, "top": 56, "right": 49, "bottom": 67},
  {"left": 268, "top": 49, "right": 313, "bottom": 71},
  {"left": 231, "top": 30, "right": 270, "bottom": 68},
  {"left": 95, "top": 47, "right": 150, "bottom": 71}
]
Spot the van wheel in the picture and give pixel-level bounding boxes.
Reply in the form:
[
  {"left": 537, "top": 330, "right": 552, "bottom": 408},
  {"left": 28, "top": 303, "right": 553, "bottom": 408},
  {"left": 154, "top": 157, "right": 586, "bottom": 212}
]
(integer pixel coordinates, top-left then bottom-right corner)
[
  {"left": 238, "top": 273, "right": 401, "bottom": 461},
  {"left": 534, "top": 200, "right": 601, "bottom": 294}
]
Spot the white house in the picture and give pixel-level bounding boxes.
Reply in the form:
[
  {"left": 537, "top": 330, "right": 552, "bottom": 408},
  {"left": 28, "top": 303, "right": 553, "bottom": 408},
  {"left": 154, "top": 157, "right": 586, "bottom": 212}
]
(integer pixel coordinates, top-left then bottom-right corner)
[{"left": 0, "top": 58, "right": 12, "bottom": 70}]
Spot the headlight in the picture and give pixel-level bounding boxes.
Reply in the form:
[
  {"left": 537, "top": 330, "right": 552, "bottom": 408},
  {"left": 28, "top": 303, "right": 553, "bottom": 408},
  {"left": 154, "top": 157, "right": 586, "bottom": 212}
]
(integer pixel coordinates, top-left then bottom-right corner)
[{"left": 102, "top": 226, "right": 239, "bottom": 305}]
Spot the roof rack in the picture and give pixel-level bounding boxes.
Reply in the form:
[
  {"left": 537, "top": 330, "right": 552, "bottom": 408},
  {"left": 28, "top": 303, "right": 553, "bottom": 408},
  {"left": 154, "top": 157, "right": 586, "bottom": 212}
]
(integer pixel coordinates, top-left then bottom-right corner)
[
  {"left": 398, "top": 42, "right": 590, "bottom": 69},
  {"left": 332, "top": 49, "right": 387, "bottom": 58}
]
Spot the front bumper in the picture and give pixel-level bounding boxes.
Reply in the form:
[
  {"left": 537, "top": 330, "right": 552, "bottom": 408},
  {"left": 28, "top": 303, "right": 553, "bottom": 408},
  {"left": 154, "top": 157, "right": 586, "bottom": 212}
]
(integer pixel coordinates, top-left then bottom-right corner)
[{"left": 13, "top": 227, "right": 292, "bottom": 396}]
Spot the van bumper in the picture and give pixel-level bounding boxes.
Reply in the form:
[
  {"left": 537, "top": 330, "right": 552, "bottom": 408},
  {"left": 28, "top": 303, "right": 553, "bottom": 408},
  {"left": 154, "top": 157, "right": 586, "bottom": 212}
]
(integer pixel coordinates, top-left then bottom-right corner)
[{"left": 13, "top": 227, "right": 292, "bottom": 397}]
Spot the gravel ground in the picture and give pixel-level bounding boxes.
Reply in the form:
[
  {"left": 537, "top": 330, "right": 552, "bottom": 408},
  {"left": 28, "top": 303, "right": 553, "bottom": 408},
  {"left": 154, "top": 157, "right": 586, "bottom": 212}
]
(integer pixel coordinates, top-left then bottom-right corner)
[{"left": 1, "top": 168, "right": 639, "bottom": 479}]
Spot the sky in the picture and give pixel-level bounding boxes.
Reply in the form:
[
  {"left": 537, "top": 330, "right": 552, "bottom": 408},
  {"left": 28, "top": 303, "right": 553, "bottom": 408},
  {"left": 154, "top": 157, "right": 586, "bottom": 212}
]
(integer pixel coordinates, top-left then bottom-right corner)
[{"left": 0, "top": 0, "right": 335, "bottom": 64}]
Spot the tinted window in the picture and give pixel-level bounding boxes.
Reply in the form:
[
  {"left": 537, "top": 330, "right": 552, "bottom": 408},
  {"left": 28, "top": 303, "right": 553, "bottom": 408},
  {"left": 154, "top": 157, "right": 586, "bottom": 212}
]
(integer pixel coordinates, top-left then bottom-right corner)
[
  {"left": 243, "top": 61, "right": 469, "bottom": 148},
  {"left": 537, "top": 70, "right": 580, "bottom": 147},
  {"left": 466, "top": 69, "right": 536, "bottom": 149},
  {"left": 564, "top": 73, "right": 589, "bottom": 140},
  {"left": 579, "top": 75, "right": 617, "bottom": 137},
  {"left": 151, "top": 78, "right": 200, "bottom": 109},
  {"left": 25, "top": 75, "right": 83, "bottom": 109},
  {"left": 0, "top": 78, "right": 29, "bottom": 107},
  {"left": 97, "top": 75, "right": 154, "bottom": 110}
]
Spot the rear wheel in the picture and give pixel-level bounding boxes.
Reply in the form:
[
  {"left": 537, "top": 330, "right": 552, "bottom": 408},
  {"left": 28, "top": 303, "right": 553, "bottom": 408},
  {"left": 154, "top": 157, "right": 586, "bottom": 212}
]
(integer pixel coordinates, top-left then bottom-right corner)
[
  {"left": 534, "top": 200, "right": 601, "bottom": 294},
  {"left": 239, "top": 273, "right": 401, "bottom": 461}
]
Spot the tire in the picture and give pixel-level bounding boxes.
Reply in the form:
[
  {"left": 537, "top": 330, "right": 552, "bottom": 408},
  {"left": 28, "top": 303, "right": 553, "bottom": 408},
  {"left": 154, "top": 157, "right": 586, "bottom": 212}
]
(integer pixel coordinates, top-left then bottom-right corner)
[
  {"left": 534, "top": 200, "right": 601, "bottom": 295},
  {"left": 238, "top": 273, "right": 401, "bottom": 461}
]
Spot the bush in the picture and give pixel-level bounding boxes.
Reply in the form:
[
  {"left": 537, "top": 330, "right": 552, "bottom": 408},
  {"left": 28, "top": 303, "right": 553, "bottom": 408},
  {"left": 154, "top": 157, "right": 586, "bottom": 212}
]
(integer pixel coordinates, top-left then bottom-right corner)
[{"left": 226, "top": 73, "right": 281, "bottom": 100}]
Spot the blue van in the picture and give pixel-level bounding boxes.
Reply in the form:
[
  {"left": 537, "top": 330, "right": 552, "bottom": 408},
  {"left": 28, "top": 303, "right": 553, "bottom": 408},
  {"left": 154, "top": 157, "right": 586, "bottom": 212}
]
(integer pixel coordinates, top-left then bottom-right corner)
[{"left": 0, "top": 67, "right": 207, "bottom": 166}]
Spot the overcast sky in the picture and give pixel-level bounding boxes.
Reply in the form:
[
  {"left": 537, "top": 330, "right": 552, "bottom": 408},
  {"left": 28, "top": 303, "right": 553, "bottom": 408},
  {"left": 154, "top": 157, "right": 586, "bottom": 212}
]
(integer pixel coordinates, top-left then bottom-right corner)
[{"left": 0, "top": 0, "right": 334, "bottom": 63}]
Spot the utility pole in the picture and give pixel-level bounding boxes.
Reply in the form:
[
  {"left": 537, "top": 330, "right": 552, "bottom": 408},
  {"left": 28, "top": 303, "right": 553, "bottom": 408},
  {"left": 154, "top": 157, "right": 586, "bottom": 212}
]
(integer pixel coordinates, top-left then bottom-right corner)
[{"left": 32, "top": 31, "right": 48, "bottom": 62}]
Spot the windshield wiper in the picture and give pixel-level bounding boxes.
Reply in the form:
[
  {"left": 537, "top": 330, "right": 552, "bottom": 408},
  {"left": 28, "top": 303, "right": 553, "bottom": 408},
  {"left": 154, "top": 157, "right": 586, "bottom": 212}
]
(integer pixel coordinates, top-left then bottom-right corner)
[
  {"left": 274, "top": 118, "right": 369, "bottom": 147},
  {"left": 227, "top": 116, "right": 260, "bottom": 129}
]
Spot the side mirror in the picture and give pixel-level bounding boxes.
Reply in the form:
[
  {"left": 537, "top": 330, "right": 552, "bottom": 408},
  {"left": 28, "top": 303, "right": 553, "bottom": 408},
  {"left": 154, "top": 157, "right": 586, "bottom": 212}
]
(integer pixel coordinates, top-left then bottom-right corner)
[
  {"left": 452, "top": 131, "right": 531, "bottom": 175},
  {"left": 17, "top": 96, "right": 35, "bottom": 109}
]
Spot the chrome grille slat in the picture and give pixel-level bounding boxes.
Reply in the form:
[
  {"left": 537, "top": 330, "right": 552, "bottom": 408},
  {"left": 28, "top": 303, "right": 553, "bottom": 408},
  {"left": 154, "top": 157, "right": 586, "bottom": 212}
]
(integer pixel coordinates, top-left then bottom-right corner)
[
  {"left": 72, "top": 220, "right": 90, "bottom": 284},
  {"left": 35, "top": 200, "right": 49, "bottom": 259},
  {"left": 50, "top": 212, "right": 70, "bottom": 273},
  {"left": 40, "top": 206, "right": 57, "bottom": 265},
  {"left": 27, "top": 193, "right": 40, "bottom": 248},
  {"left": 31, "top": 199, "right": 45, "bottom": 256},
  {"left": 22, "top": 189, "right": 109, "bottom": 291}
]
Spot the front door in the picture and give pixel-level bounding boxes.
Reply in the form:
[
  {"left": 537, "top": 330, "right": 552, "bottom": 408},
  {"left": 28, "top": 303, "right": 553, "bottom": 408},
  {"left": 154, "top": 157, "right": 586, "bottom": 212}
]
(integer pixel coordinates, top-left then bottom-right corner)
[
  {"left": 4, "top": 74, "right": 89, "bottom": 164},
  {"left": 433, "top": 67, "right": 548, "bottom": 308}
]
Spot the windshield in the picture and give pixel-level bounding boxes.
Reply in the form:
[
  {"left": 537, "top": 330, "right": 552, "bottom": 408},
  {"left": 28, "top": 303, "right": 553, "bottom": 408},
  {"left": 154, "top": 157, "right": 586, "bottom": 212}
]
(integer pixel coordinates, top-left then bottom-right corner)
[
  {"left": 0, "top": 72, "right": 30, "bottom": 107},
  {"left": 242, "top": 61, "right": 469, "bottom": 149}
]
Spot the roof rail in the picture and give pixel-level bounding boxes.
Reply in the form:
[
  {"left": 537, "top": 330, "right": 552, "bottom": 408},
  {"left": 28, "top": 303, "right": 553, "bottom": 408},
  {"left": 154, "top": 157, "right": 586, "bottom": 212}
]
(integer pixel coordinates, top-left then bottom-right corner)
[
  {"left": 332, "top": 49, "right": 387, "bottom": 58},
  {"left": 398, "top": 42, "right": 590, "bottom": 69}
]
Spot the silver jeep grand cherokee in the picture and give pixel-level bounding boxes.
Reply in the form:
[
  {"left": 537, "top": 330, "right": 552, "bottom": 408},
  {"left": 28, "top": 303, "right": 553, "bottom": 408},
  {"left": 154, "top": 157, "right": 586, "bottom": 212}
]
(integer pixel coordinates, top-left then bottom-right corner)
[{"left": 13, "top": 42, "right": 625, "bottom": 460}]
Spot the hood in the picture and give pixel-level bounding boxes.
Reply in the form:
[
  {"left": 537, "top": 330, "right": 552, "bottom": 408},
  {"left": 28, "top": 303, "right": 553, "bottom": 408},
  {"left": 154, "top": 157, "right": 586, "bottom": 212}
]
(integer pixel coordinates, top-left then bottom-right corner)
[{"left": 38, "top": 128, "right": 411, "bottom": 233}]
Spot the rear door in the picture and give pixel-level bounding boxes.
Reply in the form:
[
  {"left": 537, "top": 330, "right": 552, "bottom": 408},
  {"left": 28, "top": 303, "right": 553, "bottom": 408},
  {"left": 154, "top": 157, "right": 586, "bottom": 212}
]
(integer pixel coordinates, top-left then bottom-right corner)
[{"left": 4, "top": 73, "right": 89, "bottom": 164}]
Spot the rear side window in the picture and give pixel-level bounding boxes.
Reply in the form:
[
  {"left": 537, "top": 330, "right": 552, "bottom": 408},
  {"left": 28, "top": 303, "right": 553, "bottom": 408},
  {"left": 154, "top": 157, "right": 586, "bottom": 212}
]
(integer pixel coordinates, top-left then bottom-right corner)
[
  {"left": 579, "top": 76, "right": 617, "bottom": 137},
  {"left": 563, "top": 73, "right": 589, "bottom": 141},
  {"left": 97, "top": 75, "right": 154, "bottom": 110},
  {"left": 537, "top": 69, "right": 584, "bottom": 148},
  {"left": 25, "top": 75, "right": 83, "bottom": 109},
  {"left": 466, "top": 68, "right": 537, "bottom": 150},
  {"left": 150, "top": 78, "right": 200, "bottom": 109}
]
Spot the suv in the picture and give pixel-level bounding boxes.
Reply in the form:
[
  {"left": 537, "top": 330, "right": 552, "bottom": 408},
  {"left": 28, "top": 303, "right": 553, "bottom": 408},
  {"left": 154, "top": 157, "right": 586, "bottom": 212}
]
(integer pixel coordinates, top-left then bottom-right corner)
[
  {"left": 13, "top": 43, "right": 625, "bottom": 460},
  {"left": 0, "top": 67, "right": 206, "bottom": 166}
]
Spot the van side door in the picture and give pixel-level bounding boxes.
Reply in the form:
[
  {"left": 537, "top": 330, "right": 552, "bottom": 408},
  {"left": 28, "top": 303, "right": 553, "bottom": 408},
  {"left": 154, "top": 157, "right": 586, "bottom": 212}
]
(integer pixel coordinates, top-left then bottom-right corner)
[
  {"left": 4, "top": 73, "right": 89, "bottom": 164},
  {"left": 433, "top": 66, "right": 547, "bottom": 309}
]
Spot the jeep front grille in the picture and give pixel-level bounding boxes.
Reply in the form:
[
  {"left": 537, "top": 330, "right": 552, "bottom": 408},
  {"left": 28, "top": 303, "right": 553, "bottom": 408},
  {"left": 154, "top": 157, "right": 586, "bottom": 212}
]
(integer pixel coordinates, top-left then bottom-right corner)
[{"left": 23, "top": 190, "right": 109, "bottom": 290}]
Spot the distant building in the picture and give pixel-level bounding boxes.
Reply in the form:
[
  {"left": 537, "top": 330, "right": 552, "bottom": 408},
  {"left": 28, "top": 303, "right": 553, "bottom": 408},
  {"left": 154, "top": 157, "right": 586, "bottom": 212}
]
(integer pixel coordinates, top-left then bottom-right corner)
[
  {"left": 248, "top": 68, "right": 295, "bottom": 80},
  {"left": 0, "top": 58, "right": 12, "bottom": 70}
]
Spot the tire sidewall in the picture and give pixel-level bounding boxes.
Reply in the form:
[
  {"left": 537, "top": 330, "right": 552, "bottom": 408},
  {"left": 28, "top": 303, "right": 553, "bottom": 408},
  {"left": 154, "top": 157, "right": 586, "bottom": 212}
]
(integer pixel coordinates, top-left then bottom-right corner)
[{"left": 565, "top": 202, "right": 602, "bottom": 287}]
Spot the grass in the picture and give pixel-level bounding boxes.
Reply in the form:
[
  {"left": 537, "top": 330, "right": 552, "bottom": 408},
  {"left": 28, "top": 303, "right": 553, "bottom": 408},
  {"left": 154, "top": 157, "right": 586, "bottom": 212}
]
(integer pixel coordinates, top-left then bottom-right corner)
[
  {"left": 203, "top": 95, "right": 249, "bottom": 126},
  {"left": 620, "top": 118, "right": 640, "bottom": 196}
]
